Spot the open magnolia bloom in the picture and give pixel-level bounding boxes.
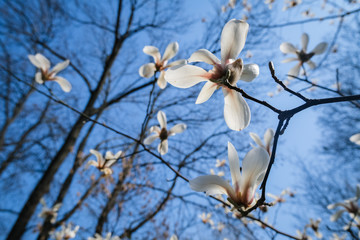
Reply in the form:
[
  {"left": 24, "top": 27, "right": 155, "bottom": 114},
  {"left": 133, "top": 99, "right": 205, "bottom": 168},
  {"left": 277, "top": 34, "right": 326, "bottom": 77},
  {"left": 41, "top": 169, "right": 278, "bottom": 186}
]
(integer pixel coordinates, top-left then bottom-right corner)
[
  {"left": 165, "top": 19, "right": 259, "bottom": 131},
  {"left": 327, "top": 184, "right": 360, "bottom": 222},
  {"left": 139, "top": 42, "right": 187, "bottom": 89},
  {"left": 28, "top": 53, "right": 71, "bottom": 92},
  {"left": 88, "top": 232, "right": 120, "bottom": 240},
  {"left": 88, "top": 149, "right": 122, "bottom": 175},
  {"left": 350, "top": 133, "right": 360, "bottom": 145},
  {"left": 280, "top": 33, "right": 327, "bottom": 78},
  {"left": 52, "top": 223, "right": 79, "bottom": 240},
  {"left": 143, "top": 111, "right": 186, "bottom": 155},
  {"left": 190, "top": 142, "right": 270, "bottom": 210},
  {"left": 38, "top": 198, "right": 61, "bottom": 224},
  {"left": 249, "top": 128, "right": 274, "bottom": 155}
]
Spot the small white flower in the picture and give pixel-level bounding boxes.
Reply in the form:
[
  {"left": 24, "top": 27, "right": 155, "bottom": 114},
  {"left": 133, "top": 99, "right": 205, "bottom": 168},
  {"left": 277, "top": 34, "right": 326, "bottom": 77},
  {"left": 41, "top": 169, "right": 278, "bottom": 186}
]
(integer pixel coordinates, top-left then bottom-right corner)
[
  {"left": 264, "top": 0, "right": 275, "bottom": 9},
  {"left": 199, "top": 212, "right": 214, "bottom": 225},
  {"left": 280, "top": 33, "right": 327, "bottom": 78},
  {"left": 215, "top": 159, "right": 227, "bottom": 168},
  {"left": 350, "top": 133, "right": 360, "bottom": 145},
  {"left": 38, "top": 198, "right": 62, "bottom": 224},
  {"left": 28, "top": 53, "right": 71, "bottom": 92},
  {"left": 88, "top": 149, "right": 122, "bottom": 175},
  {"left": 166, "top": 19, "right": 259, "bottom": 131},
  {"left": 190, "top": 142, "right": 269, "bottom": 209},
  {"left": 139, "top": 42, "right": 186, "bottom": 89},
  {"left": 249, "top": 128, "right": 274, "bottom": 155},
  {"left": 306, "top": 218, "right": 322, "bottom": 239},
  {"left": 88, "top": 232, "right": 120, "bottom": 240},
  {"left": 210, "top": 168, "right": 225, "bottom": 177},
  {"left": 51, "top": 223, "right": 79, "bottom": 240},
  {"left": 143, "top": 111, "right": 186, "bottom": 155}
]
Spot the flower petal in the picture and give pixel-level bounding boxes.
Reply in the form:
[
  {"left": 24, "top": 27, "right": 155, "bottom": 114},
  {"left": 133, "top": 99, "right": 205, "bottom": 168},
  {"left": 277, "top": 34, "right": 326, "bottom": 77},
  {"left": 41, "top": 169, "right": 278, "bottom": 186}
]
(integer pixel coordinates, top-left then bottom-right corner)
[
  {"left": 157, "top": 110, "right": 167, "bottom": 129},
  {"left": 264, "top": 129, "right": 274, "bottom": 149},
  {"left": 311, "top": 42, "right": 327, "bottom": 55},
  {"left": 350, "top": 133, "right": 360, "bottom": 145},
  {"left": 330, "top": 209, "right": 346, "bottom": 222},
  {"left": 51, "top": 59, "right": 70, "bottom": 74},
  {"left": 28, "top": 55, "right": 42, "bottom": 69},
  {"left": 35, "top": 72, "right": 44, "bottom": 84},
  {"left": 157, "top": 71, "right": 167, "bottom": 89},
  {"left": 306, "top": 60, "right": 316, "bottom": 69},
  {"left": 162, "top": 42, "right": 179, "bottom": 62},
  {"left": 196, "top": 81, "right": 217, "bottom": 104},
  {"left": 166, "top": 59, "right": 187, "bottom": 68},
  {"left": 165, "top": 64, "right": 209, "bottom": 88},
  {"left": 168, "top": 123, "right": 187, "bottom": 135},
  {"left": 90, "top": 149, "right": 104, "bottom": 166},
  {"left": 282, "top": 57, "right": 298, "bottom": 63},
  {"left": 280, "top": 42, "right": 298, "bottom": 54},
  {"left": 287, "top": 63, "right": 301, "bottom": 79},
  {"left": 143, "top": 46, "right": 161, "bottom": 63},
  {"left": 227, "top": 142, "right": 241, "bottom": 189},
  {"left": 158, "top": 139, "right": 168, "bottom": 155},
  {"left": 190, "top": 175, "right": 235, "bottom": 197},
  {"left": 35, "top": 53, "right": 51, "bottom": 71},
  {"left": 240, "top": 64, "right": 259, "bottom": 82},
  {"left": 222, "top": 88, "right": 251, "bottom": 131},
  {"left": 53, "top": 76, "right": 72, "bottom": 92},
  {"left": 221, "top": 19, "right": 249, "bottom": 62},
  {"left": 144, "top": 134, "right": 159, "bottom": 145},
  {"left": 113, "top": 150, "right": 122, "bottom": 160},
  {"left": 139, "top": 63, "right": 156, "bottom": 78},
  {"left": 149, "top": 126, "right": 161, "bottom": 133},
  {"left": 188, "top": 49, "right": 221, "bottom": 65},
  {"left": 249, "top": 132, "right": 264, "bottom": 148},
  {"left": 301, "top": 33, "right": 309, "bottom": 52}
]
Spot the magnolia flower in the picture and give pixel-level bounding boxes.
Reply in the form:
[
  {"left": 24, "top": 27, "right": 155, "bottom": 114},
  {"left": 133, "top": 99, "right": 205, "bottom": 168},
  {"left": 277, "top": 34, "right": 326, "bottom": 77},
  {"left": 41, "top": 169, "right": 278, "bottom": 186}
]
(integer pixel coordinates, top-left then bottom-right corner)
[
  {"left": 88, "top": 232, "right": 120, "bottom": 240},
  {"left": 267, "top": 192, "right": 286, "bottom": 205},
  {"left": 327, "top": 184, "right": 360, "bottom": 222},
  {"left": 296, "top": 229, "right": 312, "bottom": 240},
  {"left": 38, "top": 198, "right": 61, "bottom": 224},
  {"left": 215, "top": 159, "right": 226, "bottom": 168},
  {"left": 139, "top": 42, "right": 186, "bottom": 89},
  {"left": 143, "top": 111, "right": 186, "bottom": 155},
  {"left": 350, "top": 133, "right": 360, "bottom": 145},
  {"left": 249, "top": 128, "right": 274, "bottom": 155},
  {"left": 280, "top": 33, "right": 327, "bottom": 78},
  {"left": 88, "top": 149, "right": 122, "bottom": 175},
  {"left": 199, "top": 212, "right": 214, "bottom": 225},
  {"left": 51, "top": 223, "right": 79, "bottom": 240},
  {"left": 166, "top": 19, "right": 259, "bottom": 131},
  {"left": 190, "top": 142, "right": 269, "bottom": 209},
  {"left": 28, "top": 53, "right": 71, "bottom": 92},
  {"left": 306, "top": 218, "right": 322, "bottom": 239},
  {"left": 283, "top": 0, "right": 302, "bottom": 11},
  {"left": 215, "top": 222, "right": 225, "bottom": 232}
]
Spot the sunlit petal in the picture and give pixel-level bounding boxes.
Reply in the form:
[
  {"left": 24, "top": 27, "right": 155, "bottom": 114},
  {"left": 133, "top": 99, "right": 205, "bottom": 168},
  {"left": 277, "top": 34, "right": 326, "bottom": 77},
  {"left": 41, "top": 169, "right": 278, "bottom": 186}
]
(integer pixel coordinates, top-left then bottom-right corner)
[
  {"left": 190, "top": 175, "right": 235, "bottom": 197},
  {"left": 157, "top": 71, "right": 167, "bottom": 89},
  {"left": 196, "top": 81, "right": 217, "bottom": 104},
  {"left": 227, "top": 142, "right": 241, "bottom": 188},
  {"left": 165, "top": 64, "right": 209, "bottom": 88},
  {"left": 222, "top": 88, "right": 251, "bottom": 131},
  {"left": 287, "top": 63, "right": 301, "bottom": 79},
  {"left": 149, "top": 126, "right": 161, "bottom": 134},
  {"left": 249, "top": 132, "right": 264, "bottom": 148},
  {"left": 311, "top": 42, "right": 327, "bottom": 55},
  {"left": 240, "top": 64, "right": 259, "bottom": 82},
  {"left": 350, "top": 133, "right": 360, "bottom": 145},
  {"left": 28, "top": 55, "right": 42, "bottom": 69},
  {"left": 280, "top": 42, "right": 298, "bottom": 54},
  {"left": 301, "top": 33, "right": 309, "bottom": 52},
  {"left": 189, "top": 49, "right": 221, "bottom": 65},
  {"left": 221, "top": 19, "right": 249, "bottom": 62},
  {"left": 51, "top": 60, "right": 70, "bottom": 74},
  {"left": 90, "top": 149, "right": 105, "bottom": 166},
  {"left": 264, "top": 129, "right": 274, "bottom": 149},
  {"left": 53, "top": 76, "right": 72, "bottom": 92},
  {"left": 168, "top": 123, "right": 187, "bottom": 135},
  {"left": 143, "top": 46, "right": 161, "bottom": 63},
  {"left": 166, "top": 59, "right": 187, "bottom": 68},
  {"left": 35, "top": 53, "right": 51, "bottom": 71},
  {"left": 158, "top": 139, "right": 168, "bottom": 155},
  {"left": 144, "top": 134, "right": 159, "bottom": 145},
  {"left": 157, "top": 111, "right": 167, "bottom": 129},
  {"left": 139, "top": 63, "right": 156, "bottom": 78},
  {"left": 35, "top": 72, "right": 44, "bottom": 84},
  {"left": 162, "top": 42, "right": 179, "bottom": 62}
]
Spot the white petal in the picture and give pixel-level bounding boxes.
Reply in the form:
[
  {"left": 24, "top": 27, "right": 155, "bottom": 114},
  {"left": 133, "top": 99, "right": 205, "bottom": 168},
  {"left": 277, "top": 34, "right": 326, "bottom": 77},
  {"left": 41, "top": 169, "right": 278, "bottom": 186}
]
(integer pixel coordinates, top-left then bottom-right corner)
[
  {"left": 104, "top": 159, "right": 116, "bottom": 168},
  {"left": 190, "top": 175, "right": 235, "bottom": 197},
  {"left": 113, "top": 150, "right": 122, "bottom": 160},
  {"left": 90, "top": 149, "right": 104, "bottom": 166},
  {"left": 165, "top": 64, "right": 209, "bottom": 88},
  {"left": 330, "top": 210, "right": 346, "bottom": 221},
  {"left": 157, "top": 71, "right": 166, "bottom": 89},
  {"left": 105, "top": 151, "right": 114, "bottom": 160},
  {"left": 165, "top": 59, "right": 187, "bottom": 68},
  {"left": 28, "top": 55, "right": 42, "bottom": 69},
  {"left": 240, "top": 64, "right": 259, "bottom": 82},
  {"left": 139, "top": 63, "right": 156, "bottom": 78},
  {"left": 196, "top": 81, "right": 217, "bottom": 104},
  {"left": 143, "top": 46, "right": 161, "bottom": 63},
  {"left": 158, "top": 139, "right": 168, "bottom": 155},
  {"left": 249, "top": 132, "right": 264, "bottom": 148},
  {"left": 227, "top": 142, "right": 241, "bottom": 189},
  {"left": 144, "top": 134, "right": 159, "bottom": 145},
  {"left": 53, "top": 76, "right": 72, "bottom": 92},
  {"left": 306, "top": 60, "right": 316, "bottom": 69},
  {"left": 162, "top": 42, "right": 179, "bottom": 62},
  {"left": 264, "top": 129, "right": 274, "bottom": 149},
  {"left": 350, "top": 133, "right": 360, "bottom": 145},
  {"left": 149, "top": 125, "right": 161, "bottom": 133},
  {"left": 51, "top": 59, "right": 70, "bottom": 74},
  {"left": 221, "top": 19, "right": 249, "bottom": 62},
  {"left": 222, "top": 88, "right": 251, "bottom": 131},
  {"left": 287, "top": 63, "right": 301, "bottom": 78},
  {"left": 35, "top": 53, "right": 51, "bottom": 71},
  {"left": 189, "top": 49, "right": 221, "bottom": 65},
  {"left": 311, "top": 42, "right": 327, "bottom": 55},
  {"left": 35, "top": 72, "right": 44, "bottom": 84},
  {"left": 157, "top": 111, "right": 167, "bottom": 129},
  {"left": 168, "top": 123, "right": 187, "bottom": 135},
  {"left": 282, "top": 57, "right": 298, "bottom": 63},
  {"left": 301, "top": 33, "right": 309, "bottom": 52},
  {"left": 280, "top": 42, "right": 298, "bottom": 54}
]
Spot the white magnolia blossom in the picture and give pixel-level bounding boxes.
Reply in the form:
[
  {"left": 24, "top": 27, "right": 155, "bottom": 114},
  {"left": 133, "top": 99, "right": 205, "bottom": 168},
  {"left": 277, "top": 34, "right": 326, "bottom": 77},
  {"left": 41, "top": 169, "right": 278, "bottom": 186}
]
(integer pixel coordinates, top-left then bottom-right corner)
[
  {"left": 28, "top": 53, "right": 71, "bottom": 92},
  {"left": 190, "top": 142, "right": 269, "bottom": 209},
  {"left": 51, "top": 223, "right": 79, "bottom": 240},
  {"left": 296, "top": 229, "right": 312, "bottom": 240},
  {"left": 88, "top": 232, "right": 120, "bottom": 240},
  {"left": 143, "top": 111, "right": 186, "bottom": 155},
  {"left": 350, "top": 133, "right": 360, "bottom": 145},
  {"left": 306, "top": 218, "right": 323, "bottom": 239},
  {"left": 88, "top": 149, "right": 122, "bottom": 175},
  {"left": 38, "top": 198, "right": 62, "bottom": 224},
  {"left": 139, "top": 42, "right": 186, "bottom": 89},
  {"left": 215, "top": 159, "right": 227, "bottom": 168},
  {"left": 199, "top": 212, "right": 214, "bottom": 225},
  {"left": 249, "top": 128, "right": 274, "bottom": 155},
  {"left": 166, "top": 19, "right": 259, "bottom": 131},
  {"left": 280, "top": 33, "right": 327, "bottom": 78},
  {"left": 327, "top": 184, "right": 360, "bottom": 222}
]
